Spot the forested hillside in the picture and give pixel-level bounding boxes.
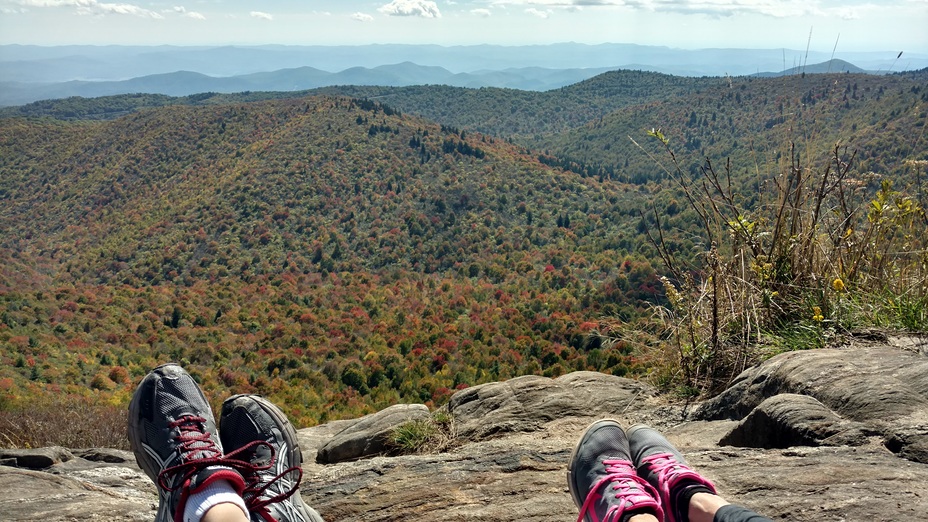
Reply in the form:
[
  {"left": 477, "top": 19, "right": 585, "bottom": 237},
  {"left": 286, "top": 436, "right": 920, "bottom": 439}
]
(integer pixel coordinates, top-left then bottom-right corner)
[
  {"left": 538, "top": 70, "right": 928, "bottom": 184},
  {"left": 0, "top": 96, "right": 662, "bottom": 426},
  {"left": 1, "top": 68, "right": 926, "bottom": 435}
]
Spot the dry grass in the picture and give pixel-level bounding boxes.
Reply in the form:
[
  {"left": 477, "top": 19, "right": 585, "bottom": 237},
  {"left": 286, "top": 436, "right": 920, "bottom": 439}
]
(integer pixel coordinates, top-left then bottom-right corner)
[
  {"left": 623, "top": 135, "right": 928, "bottom": 396},
  {"left": 0, "top": 395, "right": 129, "bottom": 450},
  {"left": 389, "top": 409, "right": 456, "bottom": 454}
]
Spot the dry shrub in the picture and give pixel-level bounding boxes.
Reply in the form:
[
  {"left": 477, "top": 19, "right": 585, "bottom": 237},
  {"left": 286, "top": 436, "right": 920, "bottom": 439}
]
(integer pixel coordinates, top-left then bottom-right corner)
[
  {"left": 0, "top": 394, "right": 129, "bottom": 450},
  {"left": 624, "top": 133, "right": 927, "bottom": 396}
]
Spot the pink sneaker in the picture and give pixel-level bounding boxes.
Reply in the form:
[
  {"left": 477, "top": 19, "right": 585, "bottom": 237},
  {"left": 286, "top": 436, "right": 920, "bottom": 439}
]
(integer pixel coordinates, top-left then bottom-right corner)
[
  {"left": 627, "top": 424, "right": 717, "bottom": 522},
  {"left": 568, "top": 419, "right": 664, "bottom": 522}
]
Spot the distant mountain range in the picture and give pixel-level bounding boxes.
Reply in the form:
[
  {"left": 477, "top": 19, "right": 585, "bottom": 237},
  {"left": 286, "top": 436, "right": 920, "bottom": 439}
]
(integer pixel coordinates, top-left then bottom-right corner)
[
  {"left": 1, "top": 43, "right": 924, "bottom": 107},
  {"left": 0, "top": 63, "right": 621, "bottom": 106}
]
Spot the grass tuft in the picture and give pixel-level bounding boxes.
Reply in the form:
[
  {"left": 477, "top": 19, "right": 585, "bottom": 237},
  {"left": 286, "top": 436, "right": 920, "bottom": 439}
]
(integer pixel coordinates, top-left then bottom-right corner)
[{"left": 389, "top": 409, "right": 455, "bottom": 454}]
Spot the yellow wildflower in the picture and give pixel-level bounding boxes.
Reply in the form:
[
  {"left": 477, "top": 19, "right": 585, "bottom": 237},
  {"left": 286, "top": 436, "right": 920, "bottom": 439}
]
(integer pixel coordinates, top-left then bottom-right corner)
[
  {"left": 812, "top": 306, "right": 824, "bottom": 322},
  {"left": 832, "top": 278, "right": 845, "bottom": 293}
]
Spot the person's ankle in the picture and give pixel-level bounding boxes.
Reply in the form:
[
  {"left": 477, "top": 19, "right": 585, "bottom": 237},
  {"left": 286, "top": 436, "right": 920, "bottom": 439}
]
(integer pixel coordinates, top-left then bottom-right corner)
[
  {"left": 687, "top": 492, "right": 730, "bottom": 522},
  {"left": 184, "top": 476, "right": 248, "bottom": 522},
  {"left": 200, "top": 502, "right": 250, "bottom": 522},
  {"left": 627, "top": 512, "right": 661, "bottom": 522}
]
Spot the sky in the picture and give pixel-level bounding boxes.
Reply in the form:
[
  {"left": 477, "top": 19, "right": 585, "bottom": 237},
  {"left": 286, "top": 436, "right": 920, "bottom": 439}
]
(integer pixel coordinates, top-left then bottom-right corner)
[{"left": 0, "top": 0, "right": 926, "bottom": 53}]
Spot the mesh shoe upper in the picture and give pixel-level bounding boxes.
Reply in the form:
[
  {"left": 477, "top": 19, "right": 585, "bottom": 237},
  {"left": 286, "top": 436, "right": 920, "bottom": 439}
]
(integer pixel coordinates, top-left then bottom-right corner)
[
  {"left": 220, "top": 394, "right": 325, "bottom": 522},
  {"left": 567, "top": 419, "right": 663, "bottom": 522},
  {"left": 129, "top": 363, "right": 246, "bottom": 522},
  {"left": 627, "top": 424, "right": 717, "bottom": 522}
]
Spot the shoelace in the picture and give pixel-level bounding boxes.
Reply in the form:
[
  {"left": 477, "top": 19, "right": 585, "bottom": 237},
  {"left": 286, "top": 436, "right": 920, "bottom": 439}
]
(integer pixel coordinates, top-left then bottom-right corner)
[
  {"left": 154, "top": 416, "right": 304, "bottom": 521},
  {"left": 223, "top": 440, "right": 305, "bottom": 521},
  {"left": 640, "top": 452, "right": 714, "bottom": 505},
  {"left": 576, "top": 459, "right": 662, "bottom": 522},
  {"left": 157, "top": 415, "right": 227, "bottom": 491}
]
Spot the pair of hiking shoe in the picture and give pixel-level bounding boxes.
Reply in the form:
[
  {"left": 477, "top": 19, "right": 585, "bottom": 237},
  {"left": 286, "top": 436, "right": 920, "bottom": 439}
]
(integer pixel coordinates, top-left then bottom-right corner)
[
  {"left": 128, "top": 363, "right": 323, "bottom": 522},
  {"left": 568, "top": 419, "right": 717, "bottom": 522}
]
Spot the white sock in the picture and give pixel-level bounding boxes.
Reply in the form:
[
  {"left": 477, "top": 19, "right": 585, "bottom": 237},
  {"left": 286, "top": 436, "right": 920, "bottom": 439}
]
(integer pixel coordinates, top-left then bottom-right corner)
[{"left": 183, "top": 478, "right": 249, "bottom": 522}]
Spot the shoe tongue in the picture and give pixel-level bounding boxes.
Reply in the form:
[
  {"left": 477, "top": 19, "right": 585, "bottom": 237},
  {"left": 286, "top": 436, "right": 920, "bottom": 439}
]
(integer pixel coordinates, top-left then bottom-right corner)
[
  {"left": 188, "top": 441, "right": 218, "bottom": 460},
  {"left": 176, "top": 416, "right": 220, "bottom": 459},
  {"left": 600, "top": 456, "right": 632, "bottom": 474}
]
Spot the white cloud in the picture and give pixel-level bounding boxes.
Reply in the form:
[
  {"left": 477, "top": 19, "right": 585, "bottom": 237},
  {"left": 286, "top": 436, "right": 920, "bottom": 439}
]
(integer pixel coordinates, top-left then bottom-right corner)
[
  {"left": 525, "top": 7, "right": 549, "bottom": 17},
  {"left": 170, "top": 5, "right": 204, "bottom": 20},
  {"left": 471, "top": 8, "right": 492, "bottom": 16},
  {"left": 250, "top": 10, "right": 272, "bottom": 21},
  {"left": 351, "top": 12, "right": 374, "bottom": 22},
  {"left": 488, "top": 0, "right": 871, "bottom": 19},
  {"left": 16, "top": 0, "right": 163, "bottom": 18},
  {"left": 832, "top": 6, "right": 862, "bottom": 20},
  {"left": 377, "top": 0, "right": 441, "bottom": 18},
  {"left": 17, "top": 0, "right": 91, "bottom": 5}
]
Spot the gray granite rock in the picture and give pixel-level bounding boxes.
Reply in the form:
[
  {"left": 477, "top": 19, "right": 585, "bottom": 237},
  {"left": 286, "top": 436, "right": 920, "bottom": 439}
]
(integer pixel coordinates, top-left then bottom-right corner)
[
  {"left": 0, "top": 446, "right": 74, "bottom": 469},
  {"left": 448, "top": 371, "right": 656, "bottom": 440},
  {"left": 695, "top": 341, "right": 928, "bottom": 463},
  {"left": 73, "top": 447, "right": 135, "bottom": 464},
  {"left": 299, "top": 414, "right": 928, "bottom": 522},
  {"left": 719, "top": 393, "right": 873, "bottom": 448},
  {"left": 5, "top": 342, "right": 928, "bottom": 522},
  {"left": 316, "top": 404, "right": 431, "bottom": 464},
  {"left": 0, "top": 464, "right": 153, "bottom": 521}
]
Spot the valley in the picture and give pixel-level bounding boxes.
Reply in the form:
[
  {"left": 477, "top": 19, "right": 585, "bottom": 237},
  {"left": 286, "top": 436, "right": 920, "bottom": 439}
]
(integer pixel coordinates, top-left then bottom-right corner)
[{"left": 1, "top": 66, "right": 926, "bottom": 442}]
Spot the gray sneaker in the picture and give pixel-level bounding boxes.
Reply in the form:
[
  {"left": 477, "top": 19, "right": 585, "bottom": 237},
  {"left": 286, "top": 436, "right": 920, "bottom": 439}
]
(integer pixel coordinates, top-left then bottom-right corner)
[
  {"left": 567, "top": 419, "right": 663, "bottom": 522},
  {"left": 128, "top": 363, "right": 247, "bottom": 522},
  {"left": 220, "top": 394, "right": 325, "bottom": 522},
  {"left": 627, "top": 424, "right": 717, "bottom": 522}
]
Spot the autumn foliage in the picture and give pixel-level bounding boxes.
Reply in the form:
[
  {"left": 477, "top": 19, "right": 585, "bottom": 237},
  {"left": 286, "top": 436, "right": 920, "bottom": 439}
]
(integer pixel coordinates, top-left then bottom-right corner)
[{"left": 0, "top": 96, "right": 660, "bottom": 433}]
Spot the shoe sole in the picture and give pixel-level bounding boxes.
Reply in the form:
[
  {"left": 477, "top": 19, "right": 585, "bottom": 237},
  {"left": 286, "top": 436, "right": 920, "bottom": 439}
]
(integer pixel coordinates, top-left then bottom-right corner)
[
  {"left": 222, "top": 394, "right": 321, "bottom": 520},
  {"left": 566, "top": 418, "right": 624, "bottom": 511}
]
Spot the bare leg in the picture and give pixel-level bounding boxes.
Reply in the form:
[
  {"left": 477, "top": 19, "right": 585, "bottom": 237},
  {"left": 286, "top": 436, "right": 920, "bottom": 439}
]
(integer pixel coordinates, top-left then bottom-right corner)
[
  {"left": 200, "top": 502, "right": 250, "bottom": 522},
  {"left": 629, "top": 514, "right": 661, "bottom": 522},
  {"left": 688, "top": 492, "right": 731, "bottom": 522}
]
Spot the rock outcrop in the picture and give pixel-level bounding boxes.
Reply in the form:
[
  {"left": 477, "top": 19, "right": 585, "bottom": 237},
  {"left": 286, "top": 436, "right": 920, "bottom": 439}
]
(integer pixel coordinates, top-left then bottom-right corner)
[
  {"left": 1, "top": 446, "right": 74, "bottom": 468},
  {"left": 696, "top": 337, "right": 928, "bottom": 464},
  {"left": 448, "top": 371, "right": 656, "bottom": 440},
  {"left": 0, "top": 446, "right": 152, "bottom": 521},
  {"left": 3, "top": 336, "right": 927, "bottom": 521},
  {"left": 718, "top": 393, "right": 874, "bottom": 448},
  {"left": 316, "top": 403, "right": 431, "bottom": 464}
]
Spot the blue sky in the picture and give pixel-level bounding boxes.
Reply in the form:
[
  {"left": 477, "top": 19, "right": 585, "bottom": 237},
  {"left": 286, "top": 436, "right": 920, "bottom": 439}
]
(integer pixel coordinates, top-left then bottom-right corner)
[{"left": 0, "top": 0, "right": 925, "bottom": 52}]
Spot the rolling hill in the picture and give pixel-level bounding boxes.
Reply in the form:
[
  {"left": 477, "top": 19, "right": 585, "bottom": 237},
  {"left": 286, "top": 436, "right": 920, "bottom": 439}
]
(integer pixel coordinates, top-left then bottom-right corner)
[
  {"left": 0, "top": 95, "right": 663, "bottom": 425},
  {"left": 1, "top": 66, "right": 926, "bottom": 429}
]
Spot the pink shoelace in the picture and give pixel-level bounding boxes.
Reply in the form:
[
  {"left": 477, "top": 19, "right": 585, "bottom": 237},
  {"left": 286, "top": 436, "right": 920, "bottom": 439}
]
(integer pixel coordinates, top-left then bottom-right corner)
[
  {"left": 576, "top": 459, "right": 664, "bottom": 522},
  {"left": 639, "top": 452, "right": 716, "bottom": 518}
]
